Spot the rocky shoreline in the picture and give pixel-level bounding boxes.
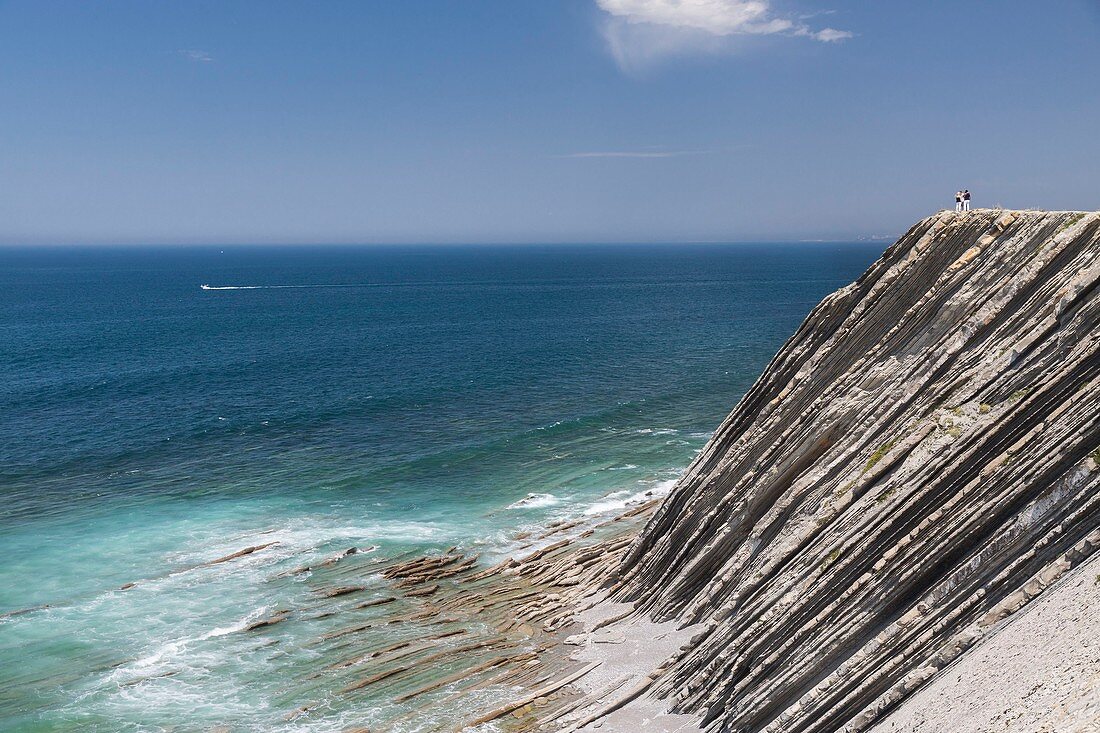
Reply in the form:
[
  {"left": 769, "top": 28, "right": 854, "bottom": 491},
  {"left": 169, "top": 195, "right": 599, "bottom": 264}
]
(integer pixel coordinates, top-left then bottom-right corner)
[
  {"left": 316, "top": 498, "right": 666, "bottom": 732},
  {"left": 177, "top": 210, "right": 1099, "bottom": 733},
  {"left": 409, "top": 209, "right": 1100, "bottom": 733}
]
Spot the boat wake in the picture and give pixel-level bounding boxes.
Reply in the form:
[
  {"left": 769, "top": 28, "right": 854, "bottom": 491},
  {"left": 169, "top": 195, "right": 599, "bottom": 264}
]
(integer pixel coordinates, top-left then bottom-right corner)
[{"left": 200, "top": 284, "right": 326, "bottom": 290}]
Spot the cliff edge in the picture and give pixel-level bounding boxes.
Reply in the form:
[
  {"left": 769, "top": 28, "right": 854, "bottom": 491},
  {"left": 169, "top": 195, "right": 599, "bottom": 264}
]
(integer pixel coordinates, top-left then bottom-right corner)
[{"left": 598, "top": 209, "right": 1100, "bottom": 732}]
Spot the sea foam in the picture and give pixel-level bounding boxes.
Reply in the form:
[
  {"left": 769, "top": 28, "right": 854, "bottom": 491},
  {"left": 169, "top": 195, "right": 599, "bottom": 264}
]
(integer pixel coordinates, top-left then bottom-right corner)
[{"left": 507, "top": 493, "right": 561, "bottom": 509}]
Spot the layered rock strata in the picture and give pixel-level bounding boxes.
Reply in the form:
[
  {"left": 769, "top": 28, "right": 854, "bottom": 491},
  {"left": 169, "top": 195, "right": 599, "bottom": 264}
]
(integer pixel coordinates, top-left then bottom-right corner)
[{"left": 609, "top": 209, "right": 1100, "bottom": 732}]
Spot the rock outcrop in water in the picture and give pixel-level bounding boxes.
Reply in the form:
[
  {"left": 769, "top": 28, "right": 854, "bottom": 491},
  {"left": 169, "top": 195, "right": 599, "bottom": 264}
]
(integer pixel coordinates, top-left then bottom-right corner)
[{"left": 608, "top": 209, "right": 1100, "bottom": 732}]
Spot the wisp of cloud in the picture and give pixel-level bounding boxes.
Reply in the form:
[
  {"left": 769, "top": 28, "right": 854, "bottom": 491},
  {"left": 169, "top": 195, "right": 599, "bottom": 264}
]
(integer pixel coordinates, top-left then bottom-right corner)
[
  {"left": 596, "top": 0, "right": 852, "bottom": 71},
  {"left": 179, "top": 49, "right": 213, "bottom": 63}
]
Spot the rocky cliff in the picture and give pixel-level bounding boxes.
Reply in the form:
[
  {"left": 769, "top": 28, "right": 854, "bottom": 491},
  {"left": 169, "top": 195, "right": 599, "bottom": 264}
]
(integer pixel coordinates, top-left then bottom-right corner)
[
  {"left": 610, "top": 209, "right": 1100, "bottom": 732},
  {"left": 250, "top": 210, "right": 1098, "bottom": 733}
]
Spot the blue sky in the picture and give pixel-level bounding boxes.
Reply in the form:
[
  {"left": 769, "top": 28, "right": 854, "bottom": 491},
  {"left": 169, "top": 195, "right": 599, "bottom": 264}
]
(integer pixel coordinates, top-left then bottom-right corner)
[{"left": 2, "top": 0, "right": 1099, "bottom": 244}]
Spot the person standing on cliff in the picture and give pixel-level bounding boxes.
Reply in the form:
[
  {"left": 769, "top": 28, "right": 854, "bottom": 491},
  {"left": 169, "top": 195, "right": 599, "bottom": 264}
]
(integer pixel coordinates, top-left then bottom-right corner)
[
  {"left": 963, "top": 190, "right": 972, "bottom": 211},
  {"left": 955, "top": 191, "right": 963, "bottom": 212}
]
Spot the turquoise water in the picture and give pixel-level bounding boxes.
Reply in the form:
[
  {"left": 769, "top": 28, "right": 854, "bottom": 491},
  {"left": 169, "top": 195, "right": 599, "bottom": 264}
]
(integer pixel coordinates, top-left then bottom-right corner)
[{"left": 0, "top": 243, "right": 881, "bottom": 731}]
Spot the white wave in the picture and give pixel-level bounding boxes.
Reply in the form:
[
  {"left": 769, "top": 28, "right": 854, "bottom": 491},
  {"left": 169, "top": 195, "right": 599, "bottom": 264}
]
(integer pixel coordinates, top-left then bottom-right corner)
[
  {"left": 650, "top": 478, "right": 680, "bottom": 493},
  {"left": 507, "top": 493, "right": 561, "bottom": 509},
  {"left": 606, "top": 464, "right": 638, "bottom": 471},
  {"left": 583, "top": 478, "right": 678, "bottom": 516},
  {"left": 584, "top": 493, "right": 644, "bottom": 515},
  {"left": 125, "top": 605, "right": 269, "bottom": 672},
  {"left": 154, "top": 519, "right": 448, "bottom": 587},
  {"left": 583, "top": 489, "right": 648, "bottom": 515}
]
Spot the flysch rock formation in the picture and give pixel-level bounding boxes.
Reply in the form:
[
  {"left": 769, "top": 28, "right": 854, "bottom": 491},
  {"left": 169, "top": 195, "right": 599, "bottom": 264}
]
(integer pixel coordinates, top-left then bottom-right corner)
[
  {"left": 334, "top": 209, "right": 1097, "bottom": 733},
  {"left": 603, "top": 209, "right": 1100, "bottom": 733},
  {"left": 172, "top": 209, "right": 1095, "bottom": 733}
]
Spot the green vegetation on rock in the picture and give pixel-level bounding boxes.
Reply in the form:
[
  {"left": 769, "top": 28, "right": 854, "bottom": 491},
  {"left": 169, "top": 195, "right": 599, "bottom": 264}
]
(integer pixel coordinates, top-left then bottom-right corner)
[
  {"left": 863, "top": 438, "right": 899, "bottom": 474},
  {"left": 1058, "top": 213, "right": 1086, "bottom": 232}
]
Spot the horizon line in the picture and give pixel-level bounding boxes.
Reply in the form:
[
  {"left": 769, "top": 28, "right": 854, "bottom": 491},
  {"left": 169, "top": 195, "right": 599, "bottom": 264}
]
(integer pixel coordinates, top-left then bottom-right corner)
[{"left": 0, "top": 237, "right": 898, "bottom": 249}]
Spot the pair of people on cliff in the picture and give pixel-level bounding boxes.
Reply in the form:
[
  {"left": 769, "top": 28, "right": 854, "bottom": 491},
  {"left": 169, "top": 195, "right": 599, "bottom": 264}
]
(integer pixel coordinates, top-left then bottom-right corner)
[{"left": 955, "top": 190, "right": 971, "bottom": 212}]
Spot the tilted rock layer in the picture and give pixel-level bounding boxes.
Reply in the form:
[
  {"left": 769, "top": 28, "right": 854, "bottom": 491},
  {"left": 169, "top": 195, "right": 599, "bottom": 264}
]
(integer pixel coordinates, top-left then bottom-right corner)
[{"left": 614, "top": 210, "right": 1100, "bottom": 732}]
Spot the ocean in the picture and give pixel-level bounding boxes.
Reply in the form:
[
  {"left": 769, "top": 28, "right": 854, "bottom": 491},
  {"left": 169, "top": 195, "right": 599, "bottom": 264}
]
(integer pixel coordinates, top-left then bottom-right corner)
[{"left": 0, "top": 242, "right": 882, "bottom": 732}]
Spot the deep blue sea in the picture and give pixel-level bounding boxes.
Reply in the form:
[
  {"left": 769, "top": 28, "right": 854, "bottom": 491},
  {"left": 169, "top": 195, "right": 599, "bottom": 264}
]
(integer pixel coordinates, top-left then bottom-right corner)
[{"left": 0, "top": 242, "right": 881, "bottom": 732}]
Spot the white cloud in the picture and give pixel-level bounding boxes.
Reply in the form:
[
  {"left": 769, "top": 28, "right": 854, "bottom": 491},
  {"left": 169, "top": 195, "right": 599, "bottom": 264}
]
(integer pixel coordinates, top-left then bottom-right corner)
[
  {"left": 810, "top": 27, "right": 853, "bottom": 42},
  {"left": 595, "top": 0, "right": 852, "bottom": 70},
  {"left": 598, "top": 0, "right": 792, "bottom": 36},
  {"left": 179, "top": 49, "right": 213, "bottom": 63}
]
